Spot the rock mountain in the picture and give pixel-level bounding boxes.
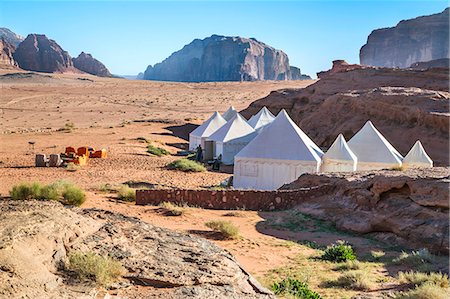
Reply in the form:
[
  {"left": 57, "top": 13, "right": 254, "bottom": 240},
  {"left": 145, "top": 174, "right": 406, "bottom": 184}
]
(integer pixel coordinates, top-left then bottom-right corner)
[
  {"left": 73, "top": 51, "right": 112, "bottom": 77},
  {"left": 0, "top": 38, "right": 17, "bottom": 68},
  {"left": 360, "top": 8, "right": 449, "bottom": 68},
  {"left": 144, "top": 35, "right": 309, "bottom": 82},
  {"left": 0, "top": 27, "right": 24, "bottom": 47}
]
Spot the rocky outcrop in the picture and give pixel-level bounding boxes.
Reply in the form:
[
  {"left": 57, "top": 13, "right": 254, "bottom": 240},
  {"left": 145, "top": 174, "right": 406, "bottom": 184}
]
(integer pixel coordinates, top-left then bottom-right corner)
[
  {"left": 0, "top": 27, "right": 24, "bottom": 47},
  {"left": 0, "top": 38, "right": 17, "bottom": 68},
  {"left": 280, "top": 168, "right": 449, "bottom": 254},
  {"left": 0, "top": 200, "right": 273, "bottom": 299},
  {"left": 73, "top": 52, "right": 112, "bottom": 77},
  {"left": 12, "top": 34, "right": 76, "bottom": 73},
  {"left": 360, "top": 8, "right": 449, "bottom": 68},
  {"left": 144, "top": 35, "right": 308, "bottom": 82},
  {"left": 410, "top": 58, "right": 450, "bottom": 70},
  {"left": 241, "top": 60, "right": 449, "bottom": 166}
]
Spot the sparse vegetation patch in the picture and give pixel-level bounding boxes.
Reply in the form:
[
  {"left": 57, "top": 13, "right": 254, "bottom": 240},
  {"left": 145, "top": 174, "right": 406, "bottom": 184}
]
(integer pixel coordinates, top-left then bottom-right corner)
[
  {"left": 167, "top": 159, "right": 206, "bottom": 172},
  {"left": 147, "top": 144, "right": 170, "bottom": 156},
  {"left": 205, "top": 220, "right": 239, "bottom": 239},
  {"left": 321, "top": 240, "right": 356, "bottom": 262},
  {"left": 272, "top": 277, "right": 322, "bottom": 299},
  {"left": 117, "top": 185, "right": 136, "bottom": 202},
  {"left": 159, "top": 201, "right": 186, "bottom": 216}
]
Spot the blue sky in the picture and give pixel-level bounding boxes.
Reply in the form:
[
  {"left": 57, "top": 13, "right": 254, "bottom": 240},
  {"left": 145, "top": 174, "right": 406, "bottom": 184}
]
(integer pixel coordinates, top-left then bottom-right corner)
[{"left": 0, "top": 1, "right": 447, "bottom": 77}]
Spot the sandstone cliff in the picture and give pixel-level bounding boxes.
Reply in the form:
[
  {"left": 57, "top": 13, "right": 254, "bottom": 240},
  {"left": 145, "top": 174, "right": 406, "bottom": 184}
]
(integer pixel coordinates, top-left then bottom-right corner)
[
  {"left": 0, "top": 27, "right": 24, "bottom": 47},
  {"left": 0, "top": 37, "right": 17, "bottom": 68},
  {"left": 73, "top": 51, "right": 112, "bottom": 77},
  {"left": 410, "top": 58, "right": 450, "bottom": 70},
  {"left": 0, "top": 200, "right": 273, "bottom": 299},
  {"left": 144, "top": 35, "right": 308, "bottom": 82},
  {"left": 241, "top": 60, "right": 449, "bottom": 166},
  {"left": 360, "top": 8, "right": 449, "bottom": 68},
  {"left": 13, "top": 34, "right": 76, "bottom": 73}
]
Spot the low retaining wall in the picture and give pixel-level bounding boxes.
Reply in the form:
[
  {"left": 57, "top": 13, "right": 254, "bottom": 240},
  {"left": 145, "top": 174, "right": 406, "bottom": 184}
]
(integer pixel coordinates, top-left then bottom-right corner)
[{"left": 136, "top": 184, "right": 334, "bottom": 211}]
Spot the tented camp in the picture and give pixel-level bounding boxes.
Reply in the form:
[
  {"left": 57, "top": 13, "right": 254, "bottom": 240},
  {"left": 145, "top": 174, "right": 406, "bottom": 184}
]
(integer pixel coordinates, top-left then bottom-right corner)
[
  {"left": 233, "top": 110, "right": 323, "bottom": 190},
  {"left": 347, "top": 121, "right": 403, "bottom": 171},
  {"left": 402, "top": 140, "right": 433, "bottom": 169},
  {"left": 222, "top": 106, "right": 238, "bottom": 121},
  {"left": 207, "top": 113, "right": 256, "bottom": 165},
  {"left": 189, "top": 112, "right": 227, "bottom": 151},
  {"left": 247, "top": 107, "right": 276, "bottom": 131},
  {"left": 321, "top": 134, "right": 357, "bottom": 172}
]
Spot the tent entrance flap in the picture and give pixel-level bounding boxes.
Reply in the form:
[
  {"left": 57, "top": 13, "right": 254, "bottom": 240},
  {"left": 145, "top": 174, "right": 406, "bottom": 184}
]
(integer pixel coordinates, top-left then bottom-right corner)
[{"left": 203, "top": 140, "right": 214, "bottom": 161}]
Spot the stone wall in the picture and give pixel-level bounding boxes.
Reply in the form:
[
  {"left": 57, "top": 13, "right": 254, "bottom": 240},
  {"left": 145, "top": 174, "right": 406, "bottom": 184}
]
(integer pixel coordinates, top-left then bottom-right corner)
[{"left": 136, "top": 185, "right": 333, "bottom": 211}]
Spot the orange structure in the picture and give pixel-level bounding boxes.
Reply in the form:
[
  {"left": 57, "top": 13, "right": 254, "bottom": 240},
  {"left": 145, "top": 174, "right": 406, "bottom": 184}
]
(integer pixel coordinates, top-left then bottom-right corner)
[
  {"left": 91, "top": 149, "right": 107, "bottom": 158},
  {"left": 65, "top": 146, "right": 76, "bottom": 155}
]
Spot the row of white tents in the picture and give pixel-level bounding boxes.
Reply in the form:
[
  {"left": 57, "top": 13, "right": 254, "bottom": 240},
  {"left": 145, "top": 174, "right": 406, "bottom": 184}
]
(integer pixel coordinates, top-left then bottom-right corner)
[{"left": 189, "top": 106, "right": 433, "bottom": 190}]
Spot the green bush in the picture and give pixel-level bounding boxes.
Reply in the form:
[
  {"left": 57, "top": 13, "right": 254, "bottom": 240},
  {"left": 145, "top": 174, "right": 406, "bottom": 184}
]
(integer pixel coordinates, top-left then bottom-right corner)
[
  {"left": 398, "top": 271, "right": 449, "bottom": 288},
  {"left": 67, "top": 251, "right": 125, "bottom": 286},
  {"left": 272, "top": 277, "right": 322, "bottom": 299},
  {"left": 37, "top": 185, "right": 59, "bottom": 201},
  {"left": 321, "top": 240, "right": 356, "bottom": 262},
  {"left": 117, "top": 185, "right": 136, "bottom": 202},
  {"left": 10, "top": 182, "right": 43, "bottom": 200},
  {"left": 61, "top": 185, "right": 86, "bottom": 206},
  {"left": 167, "top": 158, "right": 206, "bottom": 172},
  {"left": 205, "top": 220, "right": 239, "bottom": 239},
  {"left": 147, "top": 144, "right": 170, "bottom": 156}
]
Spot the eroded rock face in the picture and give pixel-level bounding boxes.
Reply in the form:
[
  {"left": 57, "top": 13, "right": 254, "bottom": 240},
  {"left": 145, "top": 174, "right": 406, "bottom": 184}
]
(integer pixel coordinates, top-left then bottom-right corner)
[
  {"left": 241, "top": 61, "right": 449, "bottom": 166},
  {"left": 360, "top": 8, "right": 449, "bottom": 68},
  {"left": 410, "top": 58, "right": 450, "bottom": 70},
  {"left": 280, "top": 168, "right": 450, "bottom": 254},
  {"left": 0, "top": 38, "right": 17, "bottom": 68},
  {"left": 0, "top": 27, "right": 24, "bottom": 47},
  {"left": 144, "top": 35, "right": 307, "bottom": 82},
  {"left": 13, "top": 34, "right": 75, "bottom": 73},
  {"left": 0, "top": 201, "right": 273, "bottom": 299},
  {"left": 73, "top": 52, "right": 112, "bottom": 77}
]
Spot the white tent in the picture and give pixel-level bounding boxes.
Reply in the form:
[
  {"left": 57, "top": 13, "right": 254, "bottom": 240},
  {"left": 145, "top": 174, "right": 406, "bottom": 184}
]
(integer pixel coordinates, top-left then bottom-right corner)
[
  {"left": 208, "top": 113, "right": 256, "bottom": 165},
  {"left": 233, "top": 110, "right": 323, "bottom": 190},
  {"left": 403, "top": 140, "right": 433, "bottom": 169},
  {"left": 222, "top": 106, "right": 238, "bottom": 121},
  {"left": 247, "top": 107, "right": 276, "bottom": 130},
  {"left": 321, "top": 134, "right": 357, "bottom": 172},
  {"left": 189, "top": 112, "right": 227, "bottom": 150},
  {"left": 347, "top": 121, "right": 403, "bottom": 171}
]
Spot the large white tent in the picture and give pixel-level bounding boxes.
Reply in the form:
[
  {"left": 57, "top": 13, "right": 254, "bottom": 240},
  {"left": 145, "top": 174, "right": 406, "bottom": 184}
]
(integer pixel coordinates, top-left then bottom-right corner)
[
  {"left": 247, "top": 107, "right": 276, "bottom": 130},
  {"left": 234, "top": 110, "right": 323, "bottom": 190},
  {"left": 321, "top": 134, "right": 357, "bottom": 172},
  {"left": 189, "top": 112, "right": 227, "bottom": 150},
  {"left": 208, "top": 113, "right": 256, "bottom": 165},
  {"left": 222, "top": 106, "right": 238, "bottom": 121},
  {"left": 402, "top": 140, "right": 433, "bottom": 169},
  {"left": 347, "top": 121, "right": 403, "bottom": 171}
]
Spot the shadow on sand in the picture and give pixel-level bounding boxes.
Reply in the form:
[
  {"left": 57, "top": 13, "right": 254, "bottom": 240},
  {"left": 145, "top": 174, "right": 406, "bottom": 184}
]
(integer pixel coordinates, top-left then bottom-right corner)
[{"left": 164, "top": 123, "right": 198, "bottom": 141}]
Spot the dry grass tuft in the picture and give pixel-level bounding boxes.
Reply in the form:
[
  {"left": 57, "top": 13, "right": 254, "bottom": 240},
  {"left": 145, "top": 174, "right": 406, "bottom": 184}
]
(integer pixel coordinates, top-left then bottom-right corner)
[{"left": 205, "top": 220, "right": 239, "bottom": 239}]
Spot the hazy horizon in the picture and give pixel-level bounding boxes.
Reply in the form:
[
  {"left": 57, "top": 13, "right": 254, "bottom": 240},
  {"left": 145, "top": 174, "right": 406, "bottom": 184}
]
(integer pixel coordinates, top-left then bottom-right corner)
[{"left": 1, "top": 0, "right": 447, "bottom": 77}]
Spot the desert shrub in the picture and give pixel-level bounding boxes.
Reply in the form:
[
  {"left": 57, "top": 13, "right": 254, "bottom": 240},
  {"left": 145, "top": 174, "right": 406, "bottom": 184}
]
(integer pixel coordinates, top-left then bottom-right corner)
[
  {"left": 137, "top": 137, "right": 149, "bottom": 143},
  {"left": 61, "top": 122, "right": 75, "bottom": 132},
  {"left": 61, "top": 185, "right": 86, "bottom": 206},
  {"left": 159, "top": 201, "right": 186, "bottom": 216},
  {"left": 205, "top": 220, "right": 239, "bottom": 239},
  {"left": 117, "top": 185, "right": 136, "bottom": 201},
  {"left": 10, "top": 182, "right": 43, "bottom": 200},
  {"left": 167, "top": 159, "right": 206, "bottom": 172},
  {"left": 398, "top": 271, "right": 448, "bottom": 288},
  {"left": 326, "top": 270, "right": 373, "bottom": 290},
  {"left": 98, "top": 183, "right": 114, "bottom": 193},
  {"left": 67, "top": 251, "right": 125, "bottom": 286},
  {"left": 370, "top": 250, "right": 386, "bottom": 260},
  {"left": 65, "top": 162, "right": 81, "bottom": 172},
  {"left": 272, "top": 277, "right": 322, "bottom": 299},
  {"left": 147, "top": 144, "right": 170, "bottom": 156},
  {"left": 321, "top": 240, "right": 356, "bottom": 262},
  {"left": 393, "top": 249, "right": 433, "bottom": 265},
  {"left": 37, "top": 184, "right": 59, "bottom": 201},
  {"left": 394, "top": 282, "right": 450, "bottom": 299},
  {"left": 334, "top": 260, "right": 362, "bottom": 271}
]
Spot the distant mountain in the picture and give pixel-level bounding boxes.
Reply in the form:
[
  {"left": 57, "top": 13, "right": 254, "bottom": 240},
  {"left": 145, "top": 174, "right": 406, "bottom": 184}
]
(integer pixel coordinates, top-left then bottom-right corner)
[
  {"left": 360, "top": 8, "right": 449, "bottom": 68},
  {"left": 0, "top": 27, "right": 24, "bottom": 47},
  {"left": 143, "top": 34, "right": 309, "bottom": 82},
  {"left": 0, "top": 37, "right": 18, "bottom": 68},
  {"left": 73, "top": 52, "right": 112, "bottom": 77}
]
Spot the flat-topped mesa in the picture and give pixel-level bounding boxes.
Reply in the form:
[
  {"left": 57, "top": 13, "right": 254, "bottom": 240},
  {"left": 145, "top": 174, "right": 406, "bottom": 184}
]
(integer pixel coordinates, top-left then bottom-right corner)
[
  {"left": 360, "top": 8, "right": 449, "bottom": 68},
  {"left": 144, "top": 34, "right": 309, "bottom": 82},
  {"left": 73, "top": 52, "right": 112, "bottom": 77},
  {"left": 13, "top": 34, "right": 75, "bottom": 73}
]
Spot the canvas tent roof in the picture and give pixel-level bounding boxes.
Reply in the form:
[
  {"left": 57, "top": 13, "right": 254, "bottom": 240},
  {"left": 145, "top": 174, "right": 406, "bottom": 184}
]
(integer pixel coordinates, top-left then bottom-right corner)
[
  {"left": 208, "top": 113, "right": 255, "bottom": 143},
  {"left": 236, "top": 110, "right": 323, "bottom": 162},
  {"left": 323, "top": 134, "right": 357, "bottom": 162},
  {"left": 190, "top": 111, "right": 227, "bottom": 138},
  {"left": 347, "top": 121, "right": 403, "bottom": 164},
  {"left": 247, "top": 107, "right": 276, "bottom": 130},
  {"left": 222, "top": 106, "right": 238, "bottom": 121},
  {"left": 403, "top": 141, "right": 433, "bottom": 166}
]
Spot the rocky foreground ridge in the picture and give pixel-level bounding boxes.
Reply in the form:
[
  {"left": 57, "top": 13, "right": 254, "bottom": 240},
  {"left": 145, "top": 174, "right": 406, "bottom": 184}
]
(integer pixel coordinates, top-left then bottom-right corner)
[
  {"left": 360, "top": 8, "right": 449, "bottom": 68},
  {"left": 281, "top": 167, "right": 450, "bottom": 255},
  {"left": 241, "top": 60, "right": 450, "bottom": 166},
  {"left": 0, "top": 201, "right": 273, "bottom": 299},
  {"left": 144, "top": 35, "right": 309, "bottom": 82}
]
